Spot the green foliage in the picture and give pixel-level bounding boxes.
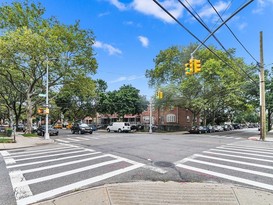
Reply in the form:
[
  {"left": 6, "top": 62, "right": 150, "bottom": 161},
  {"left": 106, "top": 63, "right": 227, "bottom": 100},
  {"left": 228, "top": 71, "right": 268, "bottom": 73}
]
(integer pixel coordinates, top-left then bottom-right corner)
[
  {"left": 0, "top": 1, "right": 97, "bottom": 132},
  {"left": 97, "top": 85, "right": 149, "bottom": 120},
  {"left": 146, "top": 44, "right": 257, "bottom": 125}
]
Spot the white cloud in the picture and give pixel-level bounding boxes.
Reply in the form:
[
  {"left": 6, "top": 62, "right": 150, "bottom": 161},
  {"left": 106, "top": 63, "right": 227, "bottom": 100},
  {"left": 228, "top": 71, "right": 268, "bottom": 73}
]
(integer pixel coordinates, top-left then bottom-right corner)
[
  {"left": 108, "top": 0, "right": 127, "bottom": 10},
  {"left": 252, "top": 0, "right": 273, "bottom": 14},
  {"left": 238, "top": 22, "right": 247, "bottom": 30},
  {"left": 198, "top": 1, "right": 231, "bottom": 19},
  {"left": 93, "top": 41, "right": 122, "bottom": 55},
  {"left": 138, "top": 36, "right": 149, "bottom": 47},
  {"left": 131, "top": 0, "right": 183, "bottom": 23},
  {"left": 98, "top": 12, "right": 110, "bottom": 17},
  {"left": 110, "top": 75, "right": 145, "bottom": 83}
]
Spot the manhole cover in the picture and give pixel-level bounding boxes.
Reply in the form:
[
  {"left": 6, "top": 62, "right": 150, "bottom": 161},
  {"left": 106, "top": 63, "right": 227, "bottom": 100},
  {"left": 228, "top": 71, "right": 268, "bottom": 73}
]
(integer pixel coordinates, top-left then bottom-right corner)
[{"left": 154, "top": 161, "right": 174, "bottom": 168}]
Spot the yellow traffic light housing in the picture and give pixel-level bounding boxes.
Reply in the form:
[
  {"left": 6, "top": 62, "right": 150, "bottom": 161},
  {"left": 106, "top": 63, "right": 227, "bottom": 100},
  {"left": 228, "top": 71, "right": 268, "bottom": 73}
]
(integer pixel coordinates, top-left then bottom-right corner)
[
  {"left": 37, "top": 108, "right": 44, "bottom": 115},
  {"left": 44, "top": 108, "right": 49, "bottom": 114},
  {"left": 156, "top": 91, "right": 163, "bottom": 99},
  {"left": 185, "top": 63, "right": 191, "bottom": 75},
  {"left": 189, "top": 59, "right": 194, "bottom": 74},
  {"left": 194, "top": 59, "right": 201, "bottom": 73}
]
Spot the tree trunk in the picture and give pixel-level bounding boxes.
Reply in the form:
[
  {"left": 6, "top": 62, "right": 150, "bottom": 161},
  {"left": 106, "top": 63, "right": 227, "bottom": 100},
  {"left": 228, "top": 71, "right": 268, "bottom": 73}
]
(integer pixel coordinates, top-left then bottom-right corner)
[
  {"left": 267, "top": 109, "right": 272, "bottom": 131},
  {"left": 25, "top": 93, "right": 33, "bottom": 134}
]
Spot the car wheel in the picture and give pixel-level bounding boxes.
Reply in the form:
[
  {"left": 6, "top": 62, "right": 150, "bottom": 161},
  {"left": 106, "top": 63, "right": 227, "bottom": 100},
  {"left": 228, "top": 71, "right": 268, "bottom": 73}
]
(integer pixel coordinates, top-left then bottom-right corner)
[
  {"left": 198, "top": 131, "right": 201, "bottom": 134},
  {"left": 72, "top": 130, "right": 75, "bottom": 134},
  {"left": 118, "top": 129, "right": 122, "bottom": 133},
  {"left": 56, "top": 132, "right": 59, "bottom": 136},
  {"left": 90, "top": 131, "right": 93, "bottom": 134},
  {"left": 107, "top": 128, "right": 110, "bottom": 132}
]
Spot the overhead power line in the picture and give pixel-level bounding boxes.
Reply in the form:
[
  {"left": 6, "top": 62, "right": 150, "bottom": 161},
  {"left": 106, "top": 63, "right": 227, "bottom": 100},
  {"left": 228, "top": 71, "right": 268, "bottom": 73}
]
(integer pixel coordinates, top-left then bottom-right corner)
[
  {"left": 207, "top": 0, "right": 259, "bottom": 64},
  {"left": 152, "top": 0, "right": 257, "bottom": 86},
  {"left": 177, "top": 0, "right": 257, "bottom": 85}
]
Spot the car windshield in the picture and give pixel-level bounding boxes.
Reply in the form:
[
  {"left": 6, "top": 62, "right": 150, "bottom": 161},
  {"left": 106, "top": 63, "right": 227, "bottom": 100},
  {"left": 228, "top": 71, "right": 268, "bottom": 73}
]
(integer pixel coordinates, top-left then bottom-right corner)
[
  {"left": 80, "top": 123, "right": 89, "bottom": 128},
  {"left": 40, "top": 125, "right": 53, "bottom": 129}
]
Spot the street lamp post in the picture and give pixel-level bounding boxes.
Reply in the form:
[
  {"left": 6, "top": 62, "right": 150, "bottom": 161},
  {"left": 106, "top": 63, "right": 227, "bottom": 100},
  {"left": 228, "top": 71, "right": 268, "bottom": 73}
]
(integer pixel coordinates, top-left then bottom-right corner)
[
  {"left": 149, "top": 97, "right": 153, "bottom": 134},
  {"left": 45, "top": 57, "right": 50, "bottom": 140}
]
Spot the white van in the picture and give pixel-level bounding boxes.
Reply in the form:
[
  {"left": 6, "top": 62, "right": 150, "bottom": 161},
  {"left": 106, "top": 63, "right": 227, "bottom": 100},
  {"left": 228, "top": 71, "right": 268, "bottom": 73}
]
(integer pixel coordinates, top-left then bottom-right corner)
[{"left": 106, "top": 122, "right": 131, "bottom": 133}]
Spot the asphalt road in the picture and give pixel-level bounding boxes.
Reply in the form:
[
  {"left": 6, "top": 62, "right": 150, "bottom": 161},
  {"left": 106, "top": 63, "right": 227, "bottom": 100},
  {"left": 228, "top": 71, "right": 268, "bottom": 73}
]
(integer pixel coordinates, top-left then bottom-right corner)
[{"left": 2, "top": 127, "right": 273, "bottom": 205}]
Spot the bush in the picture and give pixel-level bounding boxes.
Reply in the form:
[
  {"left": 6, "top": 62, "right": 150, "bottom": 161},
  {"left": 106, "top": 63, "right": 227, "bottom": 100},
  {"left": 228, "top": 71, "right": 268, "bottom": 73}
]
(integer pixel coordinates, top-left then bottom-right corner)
[{"left": 6, "top": 128, "right": 13, "bottom": 137}]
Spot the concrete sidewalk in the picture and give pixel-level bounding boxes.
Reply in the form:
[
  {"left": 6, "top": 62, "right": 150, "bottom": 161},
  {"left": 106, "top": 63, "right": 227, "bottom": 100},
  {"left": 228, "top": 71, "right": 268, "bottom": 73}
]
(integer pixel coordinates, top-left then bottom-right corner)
[
  {"left": 36, "top": 181, "right": 273, "bottom": 205},
  {"left": 0, "top": 133, "right": 54, "bottom": 150}
]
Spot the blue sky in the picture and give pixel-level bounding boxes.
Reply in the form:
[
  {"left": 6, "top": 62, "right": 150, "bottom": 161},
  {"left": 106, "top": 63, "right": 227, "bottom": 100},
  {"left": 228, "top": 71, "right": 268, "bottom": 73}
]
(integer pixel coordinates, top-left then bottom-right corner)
[{"left": 6, "top": 0, "right": 273, "bottom": 98}]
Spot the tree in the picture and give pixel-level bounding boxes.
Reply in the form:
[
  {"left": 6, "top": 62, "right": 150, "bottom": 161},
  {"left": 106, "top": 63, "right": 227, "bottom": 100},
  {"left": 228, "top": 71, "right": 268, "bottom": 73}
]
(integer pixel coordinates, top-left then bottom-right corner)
[
  {"left": 0, "top": 1, "right": 98, "bottom": 132},
  {"left": 146, "top": 45, "right": 253, "bottom": 126}
]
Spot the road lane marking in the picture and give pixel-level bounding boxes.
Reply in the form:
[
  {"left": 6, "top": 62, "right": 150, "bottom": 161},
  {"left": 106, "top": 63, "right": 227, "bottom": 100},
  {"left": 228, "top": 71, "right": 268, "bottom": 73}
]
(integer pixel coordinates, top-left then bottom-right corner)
[
  {"left": 216, "top": 146, "right": 273, "bottom": 155},
  {"left": 54, "top": 139, "right": 70, "bottom": 143},
  {"left": 0, "top": 151, "right": 10, "bottom": 156},
  {"left": 9, "top": 154, "right": 110, "bottom": 175},
  {"left": 209, "top": 148, "right": 273, "bottom": 158},
  {"left": 7, "top": 152, "right": 101, "bottom": 169},
  {"left": 9, "top": 170, "right": 33, "bottom": 200},
  {"left": 10, "top": 147, "right": 81, "bottom": 158},
  {"left": 13, "top": 158, "right": 124, "bottom": 188},
  {"left": 183, "top": 157, "right": 273, "bottom": 178},
  {"left": 204, "top": 150, "right": 273, "bottom": 163},
  {"left": 13, "top": 149, "right": 91, "bottom": 162},
  {"left": 16, "top": 163, "right": 144, "bottom": 205},
  {"left": 177, "top": 164, "right": 273, "bottom": 191}
]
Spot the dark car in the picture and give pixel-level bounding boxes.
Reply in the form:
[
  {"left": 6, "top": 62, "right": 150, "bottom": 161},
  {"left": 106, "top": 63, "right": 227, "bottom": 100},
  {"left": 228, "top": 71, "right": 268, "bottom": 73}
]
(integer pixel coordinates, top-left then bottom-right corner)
[
  {"left": 206, "top": 125, "right": 215, "bottom": 133},
  {"left": 189, "top": 126, "right": 208, "bottom": 134},
  {"left": 37, "top": 125, "right": 59, "bottom": 136},
  {"left": 88, "top": 124, "right": 97, "bottom": 131},
  {"left": 71, "top": 123, "right": 93, "bottom": 134}
]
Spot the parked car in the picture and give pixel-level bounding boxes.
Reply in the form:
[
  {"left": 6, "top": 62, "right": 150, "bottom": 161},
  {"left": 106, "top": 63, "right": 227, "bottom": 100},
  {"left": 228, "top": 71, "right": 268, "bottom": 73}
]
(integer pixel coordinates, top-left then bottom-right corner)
[
  {"left": 206, "top": 125, "right": 215, "bottom": 133},
  {"left": 214, "top": 125, "right": 224, "bottom": 132},
  {"left": 189, "top": 126, "right": 208, "bottom": 134},
  {"left": 54, "top": 123, "right": 63, "bottom": 129},
  {"left": 37, "top": 125, "right": 59, "bottom": 136},
  {"left": 107, "top": 122, "right": 131, "bottom": 133},
  {"left": 71, "top": 123, "right": 93, "bottom": 134},
  {"left": 232, "top": 124, "right": 242, "bottom": 129},
  {"left": 88, "top": 124, "right": 97, "bottom": 131},
  {"left": 16, "top": 124, "right": 25, "bottom": 132}
]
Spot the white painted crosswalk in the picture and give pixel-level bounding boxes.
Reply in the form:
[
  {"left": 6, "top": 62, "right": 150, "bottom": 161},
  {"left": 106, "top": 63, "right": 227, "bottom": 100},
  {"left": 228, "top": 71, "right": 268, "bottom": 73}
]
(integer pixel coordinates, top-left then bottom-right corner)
[
  {"left": 205, "top": 135, "right": 242, "bottom": 140},
  {"left": 0, "top": 144, "right": 144, "bottom": 205},
  {"left": 175, "top": 143, "right": 273, "bottom": 192},
  {"left": 55, "top": 134, "right": 123, "bottom": 143}
]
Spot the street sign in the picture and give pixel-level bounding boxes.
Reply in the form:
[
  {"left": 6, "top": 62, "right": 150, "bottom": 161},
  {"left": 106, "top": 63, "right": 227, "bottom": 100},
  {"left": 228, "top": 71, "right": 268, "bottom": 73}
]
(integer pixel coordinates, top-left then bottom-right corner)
[{"left": 39, "top": 94, "right": 46, "bottom": 97}]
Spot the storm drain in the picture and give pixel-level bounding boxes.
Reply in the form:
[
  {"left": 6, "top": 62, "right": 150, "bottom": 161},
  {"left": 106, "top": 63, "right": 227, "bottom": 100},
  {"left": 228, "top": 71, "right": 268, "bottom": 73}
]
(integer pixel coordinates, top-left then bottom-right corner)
[{"left": 154, "top": 161, "right": 174, "bottom": 168}]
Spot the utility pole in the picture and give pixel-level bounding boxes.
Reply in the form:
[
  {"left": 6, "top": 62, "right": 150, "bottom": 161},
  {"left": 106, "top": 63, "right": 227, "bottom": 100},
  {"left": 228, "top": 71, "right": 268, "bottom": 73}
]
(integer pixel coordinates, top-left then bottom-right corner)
[{"left": 260, "top": 31, "right": 266, "bottom": 141}]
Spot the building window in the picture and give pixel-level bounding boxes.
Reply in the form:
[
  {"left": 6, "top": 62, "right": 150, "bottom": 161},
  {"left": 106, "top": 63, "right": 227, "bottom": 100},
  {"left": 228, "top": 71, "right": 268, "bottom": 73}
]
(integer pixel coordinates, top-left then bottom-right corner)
[
  {"left": 166, "top": 114, "right": 176, "bottom": 123},
  {"left": 187, "top": 116, "right": 190, "bottom": 122}
]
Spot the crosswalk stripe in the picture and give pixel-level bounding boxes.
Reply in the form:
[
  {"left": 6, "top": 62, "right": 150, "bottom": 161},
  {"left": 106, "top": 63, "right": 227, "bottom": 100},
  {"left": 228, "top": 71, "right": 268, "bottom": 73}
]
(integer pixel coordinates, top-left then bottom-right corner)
[
  {"left": 16, "top": 163, "right": 144, "bottom": 205},
  {"left": 7, "top": 152, "right": 101, "bottom": 169},
  {"left": 7, "top": 146, "right": 72, "bottom": 156},
  {"left": 10, "top": 147, "right": 81, "bottom": 158},
  {"left": 64, "top": 138, "right": 80, "bottom": 142},
  {"left": 55, "top": 139, "right": 70, "bottom": 143},
  {"left": 14, "top": 149, "right": 90, "bottom": 162},
  {"left": 223, "top": 144, "right": 273, "bottom": 151},
  {"left": 176, "top": 164, "right": 273, "bottom": 191},
  {"left": 13, "top": 158, "right": 124, "bottom": 188},
  {"left": 183, "top": 158, "right": 273, "bottom": 178},
  {"left": 217, "top": 146, "right": 273, "bottom": 155},
  {"left": 194, "top": 154, "right": 273, "bottom": 170},
  {"left": 75, "top": 137, "right": 89, "bottom": 140},
  {"left": 210, "top": 148, "right": 273, "bottom": 158},
  {"left": 9, "top": 154, "right": 110, "bottom": 175},
  {"left": 203, "top": 151, "right": 273, "bottom": 163}
]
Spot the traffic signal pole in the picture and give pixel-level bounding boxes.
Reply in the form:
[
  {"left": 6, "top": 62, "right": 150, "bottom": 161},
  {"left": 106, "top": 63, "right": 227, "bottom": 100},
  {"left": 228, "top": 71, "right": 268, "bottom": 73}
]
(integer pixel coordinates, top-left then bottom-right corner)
[{"left": 260, "top": 31, "right": 266, "bottom": 141}]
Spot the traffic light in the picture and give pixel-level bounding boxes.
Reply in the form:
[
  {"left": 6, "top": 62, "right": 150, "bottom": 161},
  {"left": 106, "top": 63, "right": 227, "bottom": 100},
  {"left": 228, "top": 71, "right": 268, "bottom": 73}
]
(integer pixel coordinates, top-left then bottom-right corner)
[
  {"left": 44, "top": 108, "right": 49, "bottom": 114},
  {"left": 189, "top": 59, "right": 194, "bottom": 74},
  {"left": 37, "top": 108, "right": 44, "bottom": 115},
  {"left": 156, "top": 91, "right": 163, "bottom": 99},
  {"left": 194, "top": 59, "right": 201, "bottom": 73},
  {"left": 185, "top": 63, "right": 191, "bottom": 75}
]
